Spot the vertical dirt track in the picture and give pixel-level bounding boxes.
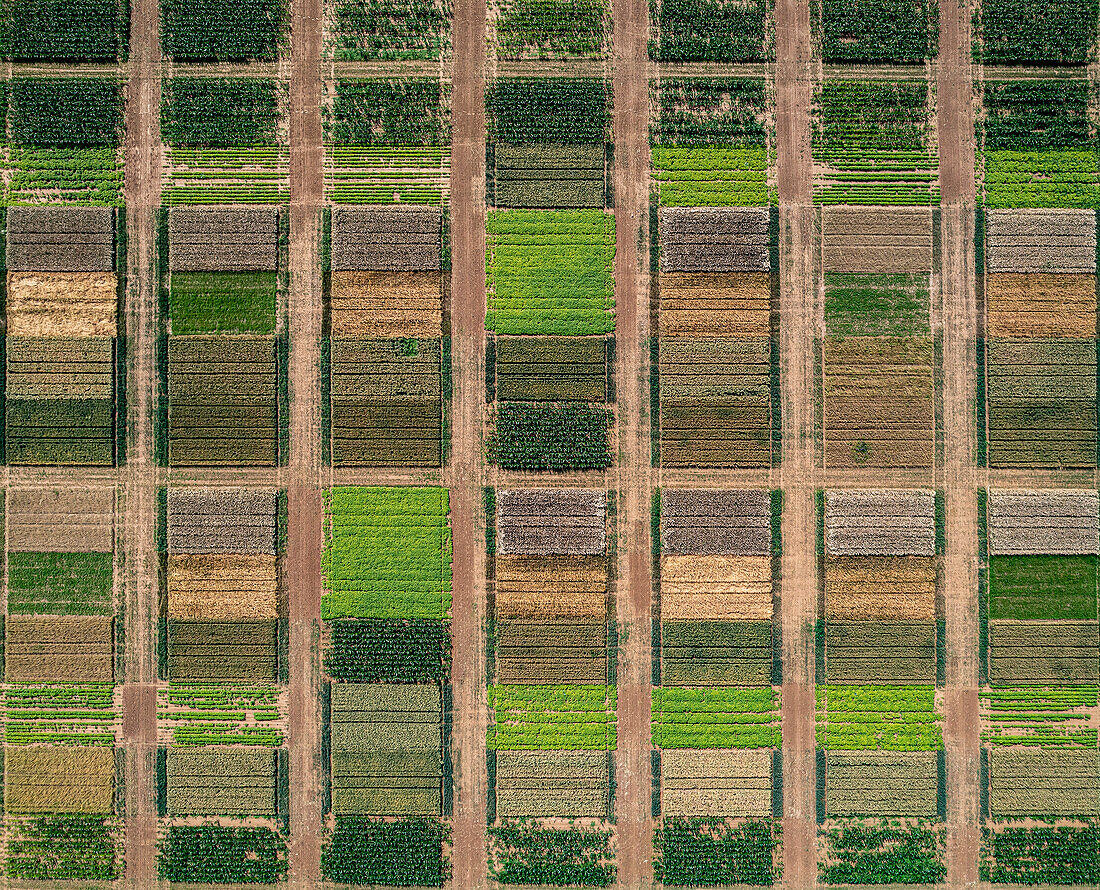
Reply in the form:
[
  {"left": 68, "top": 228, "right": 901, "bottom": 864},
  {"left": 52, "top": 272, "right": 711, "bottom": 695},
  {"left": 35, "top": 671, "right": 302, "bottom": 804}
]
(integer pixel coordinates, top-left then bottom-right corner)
[
  {"left": 937, "top": 0, "right": 980, "bottom": 886},
  {"left": 449, "top": 0, "right": 489, "bottom": 880},
  {"left": 287, "top": 0, "right": 324, "bottom": 882},
  {"left": 775, "top": 0, "right": 818, "bottom": 886},
  {"left": 123, "top": 0, "right": 161, "bottom": 882},
  {"left": 611, "top": 0, "right": 653, "bottom": 881}
]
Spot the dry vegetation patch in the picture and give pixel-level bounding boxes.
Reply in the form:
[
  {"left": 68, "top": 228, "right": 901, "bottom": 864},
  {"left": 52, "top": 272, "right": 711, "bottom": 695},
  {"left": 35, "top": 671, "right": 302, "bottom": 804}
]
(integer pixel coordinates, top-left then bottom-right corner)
[
  {"left": 825, "top": 557, "right": 936, "bottom": 621},
  {"left": 5, "top": 746, "right": 115, "bottom": 814},
  {"left": 986, "top": 209, "right": 1096, "bottom": 273},
  {"left": 168, "top": 207, "right": 279, "bottom": 271},
  {"left": 167, "top": 554, "right": 278, "bottom": 621},
  {"left": 330, "top": 270, "right": 443, "bottom": 338},
  {"left": 497, "top": 489, "right": 607, "bottom": 555},
  {"left": 6, "top": 207, "right": 115, "bottom": 272},
  {"left": 658, "top": 271, "right": 770, "bottom": 338},
  {"left": 331, "top": 207, "right": 442, "bottom": 271},
  {"left": 7, "top": 487, "right": 114, "bottom": 552},
  {"left": 660, "top": 555, "right": 772, "bottom": 620},
  {"left": 659, "top": 207, "right": 769, "bottom": 272},
  {"left": 986, "top": 273, "right": 1097, "bottom": 338},
  {"left": 496, "top": 750, "right": 610, "bottom": 818},
  {"left": 494, "top": 555, "right": 609, "bottom": 620},
  {"left": 661, "top": 749, "right": 772, "bottom": 817},
  {"left": 5, "top": 615, "right": 113, "bottom": 682},
  {"left": 7, "top": 272, "right": 118, "bottom": 337},
  {"left": 822, "top": 207, "right": 932, "bottom": 273}
]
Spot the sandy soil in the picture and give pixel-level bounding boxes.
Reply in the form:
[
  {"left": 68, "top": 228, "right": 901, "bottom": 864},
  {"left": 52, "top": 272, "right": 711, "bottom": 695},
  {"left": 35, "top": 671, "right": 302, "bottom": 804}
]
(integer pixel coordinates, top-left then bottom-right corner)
[
  {"left": 449, "top": 0, "right": 490, "bottom": 880},
  {"left": 774, "top": 0, "right": 818, "bottom": 886},
  {"left": 611, "top": 0, "right": 653, "bottom": 882},
  {"left": 122, "top": 0, "right": 162, "bottom": 882},
  {"left": 286, "top": 0, "right": 324, "bottom": 882},
  {"left": 938, "top": 1, "right": 980, "bottom": 885}
]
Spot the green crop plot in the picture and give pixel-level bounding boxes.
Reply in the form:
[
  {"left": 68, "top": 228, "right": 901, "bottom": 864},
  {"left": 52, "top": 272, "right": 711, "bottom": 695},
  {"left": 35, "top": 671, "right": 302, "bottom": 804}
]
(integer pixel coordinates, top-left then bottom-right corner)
[
  {"left": 652, "top": 687, "right": 780, "bottom": 748},
  {"left": 170, "top": 272, "right": 277, "bottom": 335},
  {"left": 489, "top": 684, "right": 617, "bottom": 750}
]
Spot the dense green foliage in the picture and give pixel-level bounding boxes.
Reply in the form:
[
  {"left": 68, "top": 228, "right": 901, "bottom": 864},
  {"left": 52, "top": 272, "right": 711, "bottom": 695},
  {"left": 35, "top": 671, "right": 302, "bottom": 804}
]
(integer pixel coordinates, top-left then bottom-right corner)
[
  {"left": 496, "top": 402, "right": 611, "bottom": 470},
  {"left": 161, "top": 78, "right": 279, "bottom": 147},
  {"left": 326, "top": 618, "right": 451, "bottom": 682},
  {"left": 328, "top": 79, "right": 447, "bottom": 145},
  {"left": 487, "top": 209, "right": 615, "bottom": 335},
  {"left": 490, "top": 822, "right": 615, "bottom": 886},
  {"left": 170, "top": 272, "right": 276, "bottom": 335},
  {"left": 988, "top": 555, "right": 1098, "bottom": 620},
  {"left": 976, "top": 0, "right": 1098, "bottom": 65},
  {"left": 7, "top": 816, "right": 120, "bottom": 881},
  {"left": 981, "top": 148, "right": 1100, "bottom": 208},
  {"left": 321, "top": 486, "right": 452, "bottom": 620},
  {"left": 652, "top": 687, "right": 780, "bottom": 748},
  {"left": 159, "top": 826, "right": 287, "bottom": 883},
  {"left": 653, "top": 78, "right": 766, "bottom": 146},
  {"left": 7, "top": 551, "right": 113, "bottom": 615},
  {"left": 9, "top": 78, "right": 123, "bottom": 146},
  {"left": 331, "top": 0, "right": 449, "bottom": 60},
  {"left": 981, "top": 823, "right": 1100, "bottom": 884},
  {"left": 817, "top": 685, "right": 943, "bottom": 751},
  {"left": 8, "top": 146, "right": 122, "bottom": 205},
  {"left": 816, "top": 80, "right": 931, "bottom": 152},
  {"left": 322, "top": 818, "right": 449, "bottom": 887},
  {"left": 489, "top": 684, "right": 617, "bottom": 749},
  {"left": 648, "top": 0, "right": 766, "bottom": 62},
  {"left": 656, "top": 819, "right": 776, "bottom": 886},
  {"left": 487, "top": 78, "right": 610, "bottom": 143},
  {"left": 495, "top": 0, "right": 608, "bottom": 58},
  {"left": 0, "top": 0, "right": 128, "bottom": 61},
  {"left": 817, "top": 0, "right": 937, "bottom": 63},
  {"left": 161, "top": 0, "right": 287, "bottom": 61},
  {"left": 825, "top": 273, "right": 931, "bottom": 337},
  {"left": 821, "top": 822, "right": 945, "bottom": 885},
  {"left": 981, "top": 80, "right": 1092, "bottom": 150}
]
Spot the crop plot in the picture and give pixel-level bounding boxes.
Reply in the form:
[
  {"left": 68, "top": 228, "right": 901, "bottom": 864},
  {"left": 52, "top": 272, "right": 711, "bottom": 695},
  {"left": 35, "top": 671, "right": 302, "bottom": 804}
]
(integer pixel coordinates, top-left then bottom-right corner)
[
  {"left": 159, "top": 826, "right": 287, "bottom": 884},
  {"left": 166, "top": 208, "right": 283, "bottom": 465},
  {"left": 330, "top": 684, "right": 443, "bottom": 816},
  {"left": 6, "top": 747, "right": 115, "bottom": 813},
  {"left": 490, "top": 0, "right": 609, "bottom": 59},
  {"left": 326, "top": 0, "right": 450, "bottom": 60},
  {"left": 163, "top": 78, "right": 288, "bottom": 205},
  {"left": 487, "top": 78, "right": 610, "bottom": 209},
  {"left": 160, "top": 685, "right": 284, "bottom": 747},
  {"left": 653, "top": 488, "right": 779, "bottom": 877},
  {"left": 978, "top": 79, "right": 1099, "bottom": 208},
  {"left": 814, "top": 0, "right": 937, "bottom": 63},
  {"left": 814, "top": 80, "right": 937, "bottom": 206},
  {"left": 989, "top": 750, "right": 1100, "bottom": 816},
  {"left": 647, "top": 0, "right": 766, "bottom": 61},
  {"left": 488, "top": 486, "right": 614, "bottom": 879},
  {"left": 329, "top": 208, "right": 446, "bottom": 466},
  {"left": 652, "top": 78, "right": 769, "bottom": 207},
  {"left": 320, "top": 486, "right": 451, "bottom": 877},
  {"left": 166, "top": 489, "right": 280, "bottom": 682},
  {"left": 658, "top": 209, "right": 774, "bottom": 467},
  {"left": 973, "top": 0, "right": 1098, "bottom": 65},
  {"left": 5, "top": 208, "right": 121, "bottom": 465},
  {"left": 984, "top": 210, "right": 1097, "bottom": 468},
  {"left": 819, "top": 821, "right": 946, "bottom": 885},
  {"left": 655, "top": 819, "right": 778, "bottom": 887},
  {"left": 167, "top": 748, "right": 277, "bottom": 816},
  {"left": 325, "top": 79, "right": 450, "bottom": 205},
  {"left": 161, "top": 0, "right": 288, "bottom": 61},
  {"left": 0, "top": 0, "right": 128, "bottom": 61}
]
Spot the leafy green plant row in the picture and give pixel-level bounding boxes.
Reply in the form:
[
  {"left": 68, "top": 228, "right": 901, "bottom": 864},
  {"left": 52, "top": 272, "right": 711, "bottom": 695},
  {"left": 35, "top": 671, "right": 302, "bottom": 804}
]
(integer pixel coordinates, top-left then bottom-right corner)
[
  {"left": 489, "top": 684, "right": 617, "bottom": 750},
  {"left": 653, "top": 687, "right": 780, "bottom": 749},
  {"left": 490, "top": 821, "right": 615, "bottom": 886},
  {"left": 655, "top": 818, "right": 776, "bottom": 887},
  {"left": 981, "top": 685, "right": 1098, "bottom": 748},
  {"left": 816, "top": 685, "right": 943, "bottom": 751}
]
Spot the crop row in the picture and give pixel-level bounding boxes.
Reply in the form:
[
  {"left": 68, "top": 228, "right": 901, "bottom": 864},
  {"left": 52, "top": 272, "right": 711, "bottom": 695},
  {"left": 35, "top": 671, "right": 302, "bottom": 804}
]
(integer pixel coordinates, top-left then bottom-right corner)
[
  {"left": 488, "top": 684, "right": 617, "bottom": 750},
  {"left": 816, "top": 684, "right": 942, "bottom": 751},
  {"left": 652, "top": 686, "right": 779, "bottom": 748},
  {"left": 981, "top": 685, "right": 1098, "bottom": 748}
]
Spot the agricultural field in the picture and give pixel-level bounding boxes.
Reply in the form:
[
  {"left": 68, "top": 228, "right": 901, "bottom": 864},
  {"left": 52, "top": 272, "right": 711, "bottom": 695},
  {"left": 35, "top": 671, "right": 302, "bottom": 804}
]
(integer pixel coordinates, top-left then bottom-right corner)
[
  {"left": 651, "top": 79, "right": 769, "bottom": 208},
  {"left": 648, "top": 0, "right": 767, "bottom": 61},
  {"left": 814, "top": 80, "right": 938, "bottom": 206},
  {"left": 490, "top": 0, "right": 610, "bottom": 59},
  {"left": 814, "top": 0, "right": 938, "bottom": 63},
  {"left": 822, "top": 207, "right": 932, "bottom": 468},
  {"left": 488, "top": 486, "right": 614, "bottom": 881},
  {"left": 326, "top": 0, "right": 450, "bottom": 60},
  {"left": 0, "top": 0, "right": 129, "bottom": 61},
  {"left": 325, "top": 79, "right": 450, "bottom": 205},
  {"left": 164, "top": 208, "right": 285, "bottom": 466},
  {"left": 328, "top": 207, "right": 447, "bottom": 466},
  {"left": 162, "top": 78, "right": 288, "bottom": 205},
  {"left": 657, "top": 209, "right": 775, "bottom": 468},
  {"left": 321, "top": 485, "right": 451, "bottom": 875},
  {"left": 161, "top": 0, "right": 288, "bottom": 61}
]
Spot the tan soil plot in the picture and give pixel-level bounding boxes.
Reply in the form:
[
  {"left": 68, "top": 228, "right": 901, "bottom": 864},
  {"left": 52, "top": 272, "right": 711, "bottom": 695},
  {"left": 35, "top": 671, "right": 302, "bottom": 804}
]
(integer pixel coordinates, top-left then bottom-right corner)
[
  {"left": 825, "top": 556, "right": 936, "bottom": 620},
  {"left": 661, "top": 749, "right": 772, "bottom": 817},
  {"left": 824, "top": 336, "right": 934, "bottom": 469},
  {"left": 7, "top": 272, "right": 118, "bottom": 337},
  {"left": 822, "top": 207, "right": 932, "bottom": 273},
  {"left": 824, "top": 751, "right": 938, "bottom": 817},
  {"left": 495, "top": 750, "right": 610, "bottom": 818},
  {"left": 985, "top": 209, "right": 1096, "bottom": 273},
  {"left": 986, "top": 274, "right": 1097, "bottom": 339},
  {"left": 166, "top": 748, "right": 277, "bottom": 816},
  {"left": 5, "top": 615, "right": 113, "bottom": 682},
  {"left": 661, "top": 554, "right": 772, "bottom": 620},
  {"left": 494, "top": 555, "right": 608, "bottom": 620},
  {"left": 167, "top": 554, "right": 278, "bottom": 621},
  {"left": 5, "top": 746, "right": 115, "bottom": 813},
  {"left": 7, "top": 487, "right": 114, "bottom": 552},
  {"left": 989, "top": 749, "right": 1100, "bottom": 816},
  {"left": 330, "top": 271, "right": 444, "bottom": 338},
  {"left": 659, "top": 272, "right": 770, "bottom": 338}
]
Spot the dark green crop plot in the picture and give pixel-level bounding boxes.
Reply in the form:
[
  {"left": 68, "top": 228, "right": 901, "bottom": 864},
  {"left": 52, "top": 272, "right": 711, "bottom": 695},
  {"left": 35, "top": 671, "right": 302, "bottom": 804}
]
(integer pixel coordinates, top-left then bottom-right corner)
[
  {"left": 487, "top": 78, "right": 610, "bottom": 144},
  {"left": 495, "top": 402, "right": 611, "bottom": 470},
  {"left": 161, "top": 0, "right": 287, "bottom": 61},
  {"left": 9, "top": 78, "right": 123, "bottom": 147},
  {"left": 7, "top": 816, "right": 120, "bottom": 881},
  {"left": 325, "top": 618, "right": 451, "bottom": 682},
  {"left": 655, "top": 819, "right": 776, "bottom": 887},
  {"left": 490, "top": 822, "right": 615, "bottom": 886},
  {"left": 976, "top": 0, "right": 1098, "bottom": 64},
  {"left": 648, "top": 0, "right": 767, "bottom": 62},
  {"left": 322, "top": 818, "right": 448, "bottom": 887},
  {"left": 7, "top": 552, "right": 114, "bottom": 615},
  {"left": 818, "top": 0, "right": 937, "bottom": 63},
  {"left": 328, "top": 79, "right": 447, "bottom": 145},
  {"left": 161, "top": 78, "right": 279, "bottom": 147},
  {"left": 981, "top": 80, "right": 1092, "bottom": 150},
  {"left": 159, "top": 826, "right": 286, "bottom": 884},
  {"left": 0, "top": 0, "right": 128, "bottom": 61},
  {"left": 988, "top": 555, "right": 1098, "bottom": 620}
]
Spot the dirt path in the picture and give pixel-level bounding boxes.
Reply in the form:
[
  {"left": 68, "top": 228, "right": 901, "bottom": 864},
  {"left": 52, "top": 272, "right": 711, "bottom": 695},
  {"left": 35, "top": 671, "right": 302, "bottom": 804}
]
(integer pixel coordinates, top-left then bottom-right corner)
[
  {"left": 448, "top": 0, "right": 489, "bottom": 880},
  {"left": 610, "top": 0, "right": 652, "bottom": 883},
  {"left": 774, "top": 0, "right": 818, "bottom": 886},
  {"left": 122, "top": 0, "right": 162, "bottom": 882},
  {"left": 286, "top": 0, "right": 324, "bottom": 883},
  {"left": 937, "top": 0, "right": 980, "bottom": 886}
]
